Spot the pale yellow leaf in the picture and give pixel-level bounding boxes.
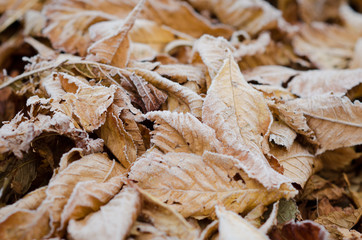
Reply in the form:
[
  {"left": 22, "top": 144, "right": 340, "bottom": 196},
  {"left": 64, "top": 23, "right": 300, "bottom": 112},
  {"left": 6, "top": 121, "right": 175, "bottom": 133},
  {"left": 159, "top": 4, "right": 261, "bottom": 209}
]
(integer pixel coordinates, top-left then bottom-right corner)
[{"left": 216, "top": 206, "right": 269, "bottom": 240}]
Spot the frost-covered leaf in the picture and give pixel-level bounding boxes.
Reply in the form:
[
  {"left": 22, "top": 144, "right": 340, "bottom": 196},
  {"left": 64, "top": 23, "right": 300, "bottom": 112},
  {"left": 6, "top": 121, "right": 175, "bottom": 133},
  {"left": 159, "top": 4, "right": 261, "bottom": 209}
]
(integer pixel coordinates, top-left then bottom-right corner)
[
  {"left": 244, "top": 65, "right": 298, "bottom": 87},
  {"left": 287, "top": 69, "right": 362, "bottom": 98},
  {"left": 128, "top": 150, "right": 297, "bottom": 218},
  {"left": 129, "top": 187, "right": 200, "bottom": 240},
  {"left": 87, "top": 0, "right": 144, "bottom": 68},
  {"left": 269, "top": 120, "right": 297, "bottom": 150},
  {"left": 202, "top": 55, "right": 291, "bottom": 189},
  {"left": 131, "top": 68, "right": 203, "bottom": 118},
  {"left": 284, "top": 95, "right": 362, "bottom": 154},
  {"left": 67, "top": 185, "right": 141, "bottom": 240},
  {"left": 216, "top": 205, "right": 269, "bottom": 240},
  {"left": 145, "top": 111, "right": 223, "bottom": 155},
  {"left": 270, "top": 142, "right": 317, "bottom": 188}
]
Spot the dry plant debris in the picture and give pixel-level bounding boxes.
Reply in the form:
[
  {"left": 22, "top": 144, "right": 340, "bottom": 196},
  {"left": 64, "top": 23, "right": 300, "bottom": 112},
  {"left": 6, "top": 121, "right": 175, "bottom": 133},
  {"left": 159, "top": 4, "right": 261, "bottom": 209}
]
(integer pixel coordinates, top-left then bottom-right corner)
[{"left": 0, "top": 0, "right": 361, "bottom": 239}]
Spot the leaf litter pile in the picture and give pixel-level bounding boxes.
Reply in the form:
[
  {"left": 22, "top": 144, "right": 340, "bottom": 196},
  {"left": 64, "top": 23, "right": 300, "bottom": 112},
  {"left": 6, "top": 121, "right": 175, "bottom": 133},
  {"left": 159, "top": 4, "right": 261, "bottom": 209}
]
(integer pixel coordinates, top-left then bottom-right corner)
[{"left": 0, "top": 0, "right": 361, "bottom": 239}]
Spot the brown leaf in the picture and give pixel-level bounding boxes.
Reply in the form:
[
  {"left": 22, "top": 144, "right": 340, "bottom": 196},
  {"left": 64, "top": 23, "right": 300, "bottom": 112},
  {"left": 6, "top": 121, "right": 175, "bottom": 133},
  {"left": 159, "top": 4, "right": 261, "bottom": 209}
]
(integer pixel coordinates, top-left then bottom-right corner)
[
  {"left": 67, "top": 185, "right": 141, "bottom": 240},
  {"left": 297, "top": 0, "right": 342, "bottom": 23},
  {"left": 269, "top": 220, "right": 329, "bottom": 240},
  {"left": 300, "top": 175, "right": 345, "bottom": 201},
  {"left": 202, "top": 55, "right": 291, "bottom": 189},
  {"left": 131, "top": 68, "right": 203, "bottom": 118},
  {"left": 128, "top": 150, "right": 297, "bottom": 218},
  {"left": 320, "top": 147, "right": 361, "bottom": 171},
  {"left": 86, "top": 0, "right": 144, "bottom": 68}
]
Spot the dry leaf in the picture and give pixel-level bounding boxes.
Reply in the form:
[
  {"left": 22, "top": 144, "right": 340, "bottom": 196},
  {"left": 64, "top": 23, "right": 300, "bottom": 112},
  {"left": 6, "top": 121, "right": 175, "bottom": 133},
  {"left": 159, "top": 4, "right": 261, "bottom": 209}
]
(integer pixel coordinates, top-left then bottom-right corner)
[
  {"left": 269, "top": 220, "right": 329, "bottom": 240},
  {"left": 320, "top": 147, "right": 361, "bottom": 171},
  {"left": 129, "top": 187, "right": 200, "bottom": 240},
  {"left": 216, "top": 205, "right": 269, "bottom": 240},
  {"left": 67, "top": 185, "right": 141, "bottom": 240},
  {"left": 270, "top": 142, "right": 317, "bottom": 188},
  {"left": 202, "top": 55, "right": 291, "bottom": 189},
  {"left": 145, "top": 111, "right": 223, "bottom": 155},
  {"left": 297, "top": 0, "right": 343, "bottom": 23},
  {"left": 284, "top": 95, "right": 362, "bottom": 154},
  {"left": 269, "top": 120, "right": 297, "bottom": 150},
  {"left": 300, "top": 175, "right": 345, "bottom": 201},
  {"left": 287, "top": 69, "right": 362, "bottom": 98},
  {"left": 128, "top": 150, "right": 296, "bottom": 218},
  {"left": 131, "top": 68, "right": 203, "bottom": 118}
]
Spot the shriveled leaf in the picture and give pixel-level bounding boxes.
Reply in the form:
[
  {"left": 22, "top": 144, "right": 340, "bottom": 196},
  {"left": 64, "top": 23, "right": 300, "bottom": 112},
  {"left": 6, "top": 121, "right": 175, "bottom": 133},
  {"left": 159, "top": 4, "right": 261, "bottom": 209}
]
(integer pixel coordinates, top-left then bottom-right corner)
[
  {"left": 297, "top": 0, "right": 342, "bottom": 23},
  {"left": 269, "top": 220, "right": 329, "bottom": 240},
  {"left": 269, "top": 120, "right": 297, "bottom": 150},
  {"left": 131, "top": 68, "right": 203, "bottom": 118},
  {"left": 243, "top": 65, "right": 298, "bottom": 87},
  {"left": 67, "top": 185, "right": 141, "bottom": 240},
  {"left": 300, "top": 175, "right": 344, "bottom": 201},
  {"left": 202, "top": 55, "right": 290, "bottom": 189},
  {"left": 315, "top": 207, "right": 362, "bottom": 240},
  {"left": 216, "top": 205, "right": 269, "bottom": 240},
  {"left": 128, "top": 150, "right": 297, "bottom": 218}
]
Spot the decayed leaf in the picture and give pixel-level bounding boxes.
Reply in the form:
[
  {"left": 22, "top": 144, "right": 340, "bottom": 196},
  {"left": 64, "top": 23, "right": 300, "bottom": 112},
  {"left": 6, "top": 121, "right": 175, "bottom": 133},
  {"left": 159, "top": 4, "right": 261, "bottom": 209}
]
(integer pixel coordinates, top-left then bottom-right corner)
[
  {"left": 129, "top": 187, "right": 200, "bottom": 240},
  {"left": 276, "top": 199, "right": 299, "bottom": 225},
  {"left": 284, "top": 95, "right": 362, "bottom": 154},
  {"left": 51, "top": 72, "right": 117, "bottom": 132},
  {"left": 315, "top": 207, "right": 362, "bottom": 240},
  {"left": 292, "top": 22, "right": 361, "bottom": 69},
  {"left": 145, "top": 111, "right": 223, "bottom": 155},
  {"left": 270, "top": 142, "right": 316, "bottom": 188},
  {"left": 86, "top": 0, "right": 144, "bottom": 68},
  {"left": 269, "top": 220, "right": 329, "bottom": 240},
  {"left": 0, "top": 185, "right": 46, "bottom": 220},
  {"left": 287, "top": 69, "right": 362, "bottom": 98},
  {"left": 269, "top": 120, "right": 297, "bottom": 150},
  {"left": 128, "top": 150, "right": 296, "bottom": 218},
  {"left": 131, "top": 68, "right": 203, "bottom": 119},
  {"left": 202, "top": 55, "right": 291, "bottom": 189},
  {"left": 67, "top": 185, "right": 141, "bottom": 240},
  {"left": 216, "top": 205, "right": 269, "bottom": 240},
  {"left": 300, "top": 175, "right": 344, "bottom": 201},
  {"left": 0, "top": 110, "right": 103, "bottom": 158}
]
